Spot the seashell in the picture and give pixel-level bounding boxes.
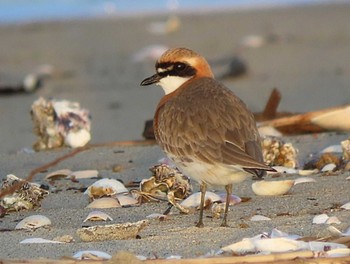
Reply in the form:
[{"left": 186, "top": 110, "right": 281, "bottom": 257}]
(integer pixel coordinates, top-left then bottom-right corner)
[
  {"left": 340, "top": 201, "right": 350, "bottom": 210},
  {"left": 240, "top": 35, "right": 265, "bottom": 48},
  {"left": 53, "top": 235, "right": 74, "bottom": 243},
  {"left": 166, "top": 255, "right": 182, "bottom": 259},
  {"left": 312, "top": 214, "right": 329, "bottom": 224},
  {"left": 258, "top": 126, "right": 282, "bottom": 137},
  {"left": 83, "top": 211, "right": 113, "bottom": 222},
  {"left": 64, "top": 129, "right": 91, "bottom": 148},
  {"left": 252, "top": 180, "right": 294, "bottom": 196},
  {"left": 221, "top": 238, "right": 256, "bottom": 254},
  {"left": 271, "top": 166, "right": 297, "bottom": 174},
  {"left": 321, "top": 163, "right": 337, "bottom": 172},
  {"left": 325, "top": 248, "right": 350, "bottom": 258},
  {"left": 76, "top": 220, "right": 149, "bottom": 241},
  {"left": 15, "top": 215, "right": 52, "bottom": 230},
  {"left": 326, "top": 216, "right": 341, "bottom": 224},
  {"left": 321, "top": 145, "right": 343, "bottom": 153},
  {"left": 87, "top": 197, "right": 121, "bottom": 209},
  {"left": 298, "top": 169, "right": 318, "bottom": 176},
  {"left": 68, "top": 170, "right": 98, "bottom": 179},
  {"left": 341, "top": 138, "right": 350, "bottom": 160},
  {"left": 20, "top": 238, "right": 63, "bottom": 244},
  {"left": 293, "top": 177, "right": 316, "bottom": 185},
  {"left": 254, "top": 238, "right": 302, "bottom": 253},
  {"left": 311, "top": 106, "right": 350, "bottom": 132},
  {"left": 85, "top": 178, "right": 128, "bottom": 199},
  {"left": 270, "top": 228, "right": 301, "bottom": 240},
  {"left": 73, "top": 250, "right": 112, "bottom": 260},
  {"left": 115, "top": 194, "right": 138, "bottom": 206},
  {"left": 328, "top": 226, "right": 343, "bottom": 236},
  {"left": 45, "top": 169, "right": 72, "bottom": 180},
  {"left": 146, "top": 213, "right": 168, "bottom": 220},
  {"left": 307, "top": 241, "right": 347, "bottom": 251},
  {"left": 250, "top": 215, "right": 271, "bottom": 221},
  {"left": 217, "top": 193, "right": 241, "bottom": 205},
  {"left": 180, "top": 191, "right": 221, "bottom": 208}
]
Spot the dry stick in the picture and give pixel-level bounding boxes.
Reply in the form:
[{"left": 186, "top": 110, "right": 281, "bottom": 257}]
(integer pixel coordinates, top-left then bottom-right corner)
[{"left": 0, "top": 140, "right": 156, "bottom": 200}]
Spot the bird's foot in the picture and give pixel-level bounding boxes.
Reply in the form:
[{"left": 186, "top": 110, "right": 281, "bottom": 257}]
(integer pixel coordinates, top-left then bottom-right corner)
[{"left": 196, "top": 221, "right": 204, "bottom": 228}]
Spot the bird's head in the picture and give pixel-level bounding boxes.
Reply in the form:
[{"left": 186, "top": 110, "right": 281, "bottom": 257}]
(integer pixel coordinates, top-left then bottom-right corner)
[{"left": 140, "top": 47, "right": 214, "bottom": 94}]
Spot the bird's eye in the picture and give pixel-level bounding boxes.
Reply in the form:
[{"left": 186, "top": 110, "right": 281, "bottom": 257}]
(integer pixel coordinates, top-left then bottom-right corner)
[{"left": 175, "top": 63, "right": 186, "bottom": 70}]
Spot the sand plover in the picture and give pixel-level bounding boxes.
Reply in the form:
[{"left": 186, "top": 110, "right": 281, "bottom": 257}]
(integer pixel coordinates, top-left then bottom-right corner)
[{"left": 141, "top": 48, "right": 274, "bottom": 227}]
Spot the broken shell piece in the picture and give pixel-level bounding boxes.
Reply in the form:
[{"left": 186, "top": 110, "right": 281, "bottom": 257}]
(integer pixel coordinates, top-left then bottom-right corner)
[
  {"left": 254, "top": 238, "right": 301, "bottom": 253},
  {"left": 45, "top": 169, "right": 72, "bottom": 180},
  {"left": 85, "top": 178, "right": 128, "bottom": 199},
  {"left": 76, "top": 220, "right": 149, "bottom": 241},
  {"left": 83, "top": 211, "right": 113, "bottom": 222},
  {"left": 321, "top": 145, "right": 343, "bottom": 153},
  {"left": 312, "top": 214, "right": 329, "bottom": 224},
  {"left": 252, "top": 180, "right": 294, "bottom": 196},
  {"left": 293, "top": 177, "right": 316, "bottom": 185},
  {"left": 20, "top": 238, "right": 62, "bottom": 244},
  {"left": 68, "top": 170, "right": 98, "bottom": 179},
  {"left": 326, "top": 216, "right": 341, "bottom": 224},
  {"left": 340, "top": 201, "right": 350, "bottom": 210},
  {"left": 341, "top": 138, "right": 350, "bottom": 160},
  {"left": 180, "top": 191, "right": 221, "bottom": 208},
  {"left": 321, "top": 163, "right": 337, "bottom": 172},
  {"left": 221, "top": 238, "right": 256, "bottom": 254},
  {"left": 73, "top": 250, "right": 112, "bottom": 260},
  {"left": 15, "top": 215, "right": 51, "bottom": 230},
  {"left": 298, "top": 169, "right": 318, "bottom": 176},
  {"left": 53, "top": 235, "right": 74, "bottom": 243},
  {"left": 86, "top": 197, "right": 120, "bottom": 209},
  {"left": 115, "top": 194, "right": 138, "bottom": 206},
  {"left": 250, "top": 215, "right": 271, "bottom": 221},
  {"left": 272, "top": 166, "right": 298, "bottom": 174}
]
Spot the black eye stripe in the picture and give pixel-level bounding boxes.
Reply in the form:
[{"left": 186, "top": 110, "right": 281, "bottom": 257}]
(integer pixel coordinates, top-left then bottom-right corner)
[{"left": 155, "top": 62, "right": 196, "bottom": 77}]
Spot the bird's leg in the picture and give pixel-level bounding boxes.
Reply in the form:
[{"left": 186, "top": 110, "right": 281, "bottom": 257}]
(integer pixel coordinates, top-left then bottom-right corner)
[
  {"left": 196, "top": 182, "right": 207, "bottom": 228},
  {"left": 221, "top": 184, "right": 232, "bottom": 227}
]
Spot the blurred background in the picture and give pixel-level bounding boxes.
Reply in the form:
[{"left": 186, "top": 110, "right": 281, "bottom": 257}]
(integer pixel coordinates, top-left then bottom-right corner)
[{"left": 0, "top": 0, "right": 350, "bottom": 153}]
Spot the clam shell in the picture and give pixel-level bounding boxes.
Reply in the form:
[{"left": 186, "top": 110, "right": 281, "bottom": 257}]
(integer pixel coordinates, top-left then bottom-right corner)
[
  {"left": 45, "top": 169, "right": 72, "bottom": 180},
  {"left": 86, "top": 197, "right": 121, "bottom": 209},
  {"left": 64, "top": 129, "right": 91, "bottom": 148},
  {"left": 326, "top": 216, "right": 341, "bottom": 224},
  {"left": 252, "top": 180, "right": 294, "bottom": 196},
  {"left": 321, "top": 163, "right": 337, "bottom": 172},
  {"left": 73, "top": 250, "right": 112, "bottom": 260},
  {"left": 20, "top": 238, "right": 62, "bottom": 244},
  {"left": 340, "top": 201, "right": 350, "bottom": 210},
  {"left": 68, "top": 170, "right": 98, "bottom": 179},
  {"left": 83, "top": 211, "right": 113, "bottom": 222},
  {"left": 115, "top": 194, "right": 138, "bottom": 206},
  {"left": 85, "top": 178, "right": 128, "bottom": 199},
  {"left": 293, "top": 177, "right": 316, "bottom": 185},
  {"left": 250, "top": 215, "right": 271, "bottom": 221},
  {"left": 298, "top": 169, "right": 318, "bottom": 176},
  {"left": 312, "top": 213, "right": 329, "bottom": 224},
  {"left": 15, "top": 215, "right": 52, "bottom": 230},
  {"left": 180, "top": 191, "right": 221, "bottom": 208}
]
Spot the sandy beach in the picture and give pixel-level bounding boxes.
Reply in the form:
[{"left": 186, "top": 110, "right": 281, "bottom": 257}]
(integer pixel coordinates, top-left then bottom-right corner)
[{"left": 0, "top": 2, "right": 350, "bottom": 260}]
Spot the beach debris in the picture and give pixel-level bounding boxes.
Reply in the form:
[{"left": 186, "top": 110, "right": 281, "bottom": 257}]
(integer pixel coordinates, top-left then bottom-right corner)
[
  {"left": 146, "top": 213, "right": 168, "bottom": 221},
  {"left": 20, "top": 238, "right": 62, "bottom": 244},
  {"left": 0, "top": 174, "right": 48, "bottom": 211},
  {"left": 328, "top": 226, "right": 350, "bottom": 237},
  {"left": 262, "top": 137, "right": 297, "bottom": 168},
  {"left": 340, "top": 201, "right": 350, "bottom": 210},
  {"left": 83, "top": 211, "right": 113, "bottom": 222},
  {"left": 115, "top": 194, "right": 138, "bottom": 206},
  {"left": 321, "top": 144, "right": 343, "bottom": 153},
  {"left": 73, "top": 250, "right": 112, "bottom": 260},
  {"left": 86, "top": 197, "right": 121, "bottom": 209},
  {"left": 15, "top": 215, "right": 52, "bottom": 230},
  {"left": 76, "top": 220, "right": 149, "bottom": 242},
  {"left": 180, "top": 191, "right": 221, "bottom": 209},
  {"left": 84, "top": 178, "right": 128, "bottom": 200},
  {"left": 131, "top": 45, "right": 169, "bottom": 63},
  {"left": 305, "top": 153, "right": 341, "bottom": 171},
  {"left": 67, "top": 170, "right": 99, "bottom": 180},
  {"left": 53, "top": 235, "right": 74, "bottom": 243},
  {"left": 31, "top": 97, "right": 91, "bottom": 151},
  {"left": 147, "top": 15, "right": 180, "bottom": 35},
  {"left": 252, "top": 180, "right": 294, "bottom": 196},
  {"left": 44, "top": 169, "right": 72, "bottom": 180},
  {"left": 312, "top": 214, "right": 341, "bottom": 225},
  {"left": 250, "top": 215, "right": 271, "bottom": 221},
  {"left": 341, "top": 138, "right": 350, "bottom": 160},
  {"left": 293, "top": 177, "right": 317, "bottom": 185},
  {"left": 259, "top": 104, "right": 350, "bottom": 135},
  {"left": 321, "top": 163, "right": 337, "bottom": 172},
  {"left": 133, "top": 164, "right": 191, "bottom": 210}
]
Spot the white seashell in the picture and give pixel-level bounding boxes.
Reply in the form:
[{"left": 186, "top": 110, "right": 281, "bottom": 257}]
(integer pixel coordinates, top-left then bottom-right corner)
[
  {"left": 258, "top": 126, "right": 282, "bottom": 137},
  {"left": 166, "top": 255, "right": 182, "bottom": 259},
  {"left": 271, "top": 166, "right": 298, "bottom": 174},
  {"left": 326, "top": 216, "right": 341, "bottom": 224},
  {"left": 340, "top": 201, "right": 350, "bottom": 210},
  {"left": 84, "top": 178, "right": 128, "bottom": 198},
  {"left": 307, "top": 241, "right": 347, "bottom": 251},
  {"left": 15, "top": 215, "right": 52, "bottom": 230},
  {"left": 180, "top": 191, "right": 221, "bottom": 208},
  {"left": 312, "top": 214, "right": 329, "bottom": 224},
  {"left": 321, "top": 163, "right": 337, "bottom": 172},
  {"left": 325, "top": 248, "right": 350, "bottom": 257},
  {"left": 45, "top": 169, "right": 72, "bottom": 180},
  {"left": 321, "top": 145, "right": 343, "bottom": 153},
  {"left": 298, "top": 169, "right": 318, "bottom": 176},
  {"left": 146, "top": 213, "right": 168, "bottom": 219},
  {"left": 346, "top": 176, "right": 350, "bottom": 180},
  {"left": 254, "top": 238, "right": 302, "bottom": 253},
  {"left": 73, "top": 250, "right": 112, "bottom": 260},
  {"left": 250, "top": 215, "right": 271, "bottom": 221},
  {"left": 221, "top": 238, "right": 256, "bottom": 254},
  {"left": 252, "top": 180, "right": 294, "bottom": 196},
  {"left": 86, "top": 197, "right": 121, "bottom": 209},
  {"left": 68, "top": 170, "right": 98, "bottom": 179},
  {"left": 294, "top": 177, "right": 316, "bottom": 185},
  {"left": 136, "top": 255, "right": 148, "bottom": 260},
  {"left": 217, "top": 193, "right": 241, "bottom": 205},
  {"left": 83, "top": 211, "right": 113, "bottom": 222},
  {"left": 115, "top": 194, "right": 138, "bottom": 206},
  {"left": 64, "top": 129, "right": 91, "bottom": 148},
  {"left": 270, "top": 228, "right": 301, "bottom": 240},
  {"left": 20, "top": 238, "right": 63, "bottom": 244}
]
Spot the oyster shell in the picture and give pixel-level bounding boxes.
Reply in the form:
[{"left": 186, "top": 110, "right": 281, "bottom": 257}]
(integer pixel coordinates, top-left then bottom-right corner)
[
  {"left": 15, "top": 215, "right": 51, "bottom": 230},
  {"left": 262, "top": 137, "right": 297, "bottom": 168}
]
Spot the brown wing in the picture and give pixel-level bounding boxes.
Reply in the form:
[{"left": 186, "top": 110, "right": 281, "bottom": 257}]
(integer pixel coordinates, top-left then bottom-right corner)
[{"left": 155, "top": 77, "right": 271, "bottom": 172}]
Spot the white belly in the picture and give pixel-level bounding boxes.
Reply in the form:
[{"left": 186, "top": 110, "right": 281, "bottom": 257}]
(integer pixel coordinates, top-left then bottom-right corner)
[{"left": 169, "top": 156, "right": 251, "bottom": 186}]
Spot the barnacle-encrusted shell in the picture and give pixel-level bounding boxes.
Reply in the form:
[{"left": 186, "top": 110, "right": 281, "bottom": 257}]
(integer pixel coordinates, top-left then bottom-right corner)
[{"left": 262, "top": 137, "right": 297, "bottom": 168}]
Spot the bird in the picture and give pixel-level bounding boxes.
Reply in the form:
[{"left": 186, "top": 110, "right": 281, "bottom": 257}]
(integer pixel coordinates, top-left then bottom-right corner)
[{"left": 140, "top": 47, "right": 274, "bottom": 227}]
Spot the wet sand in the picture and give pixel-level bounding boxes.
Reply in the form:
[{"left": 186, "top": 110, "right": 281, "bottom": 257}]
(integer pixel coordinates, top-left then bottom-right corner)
[{"left": 0, "top": 2, "right": 350, "bottom": 260}]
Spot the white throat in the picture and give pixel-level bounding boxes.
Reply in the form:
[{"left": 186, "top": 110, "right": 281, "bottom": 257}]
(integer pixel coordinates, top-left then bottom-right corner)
[{"left": 157, "top": 75, "right": 191, "bottom": 95}]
